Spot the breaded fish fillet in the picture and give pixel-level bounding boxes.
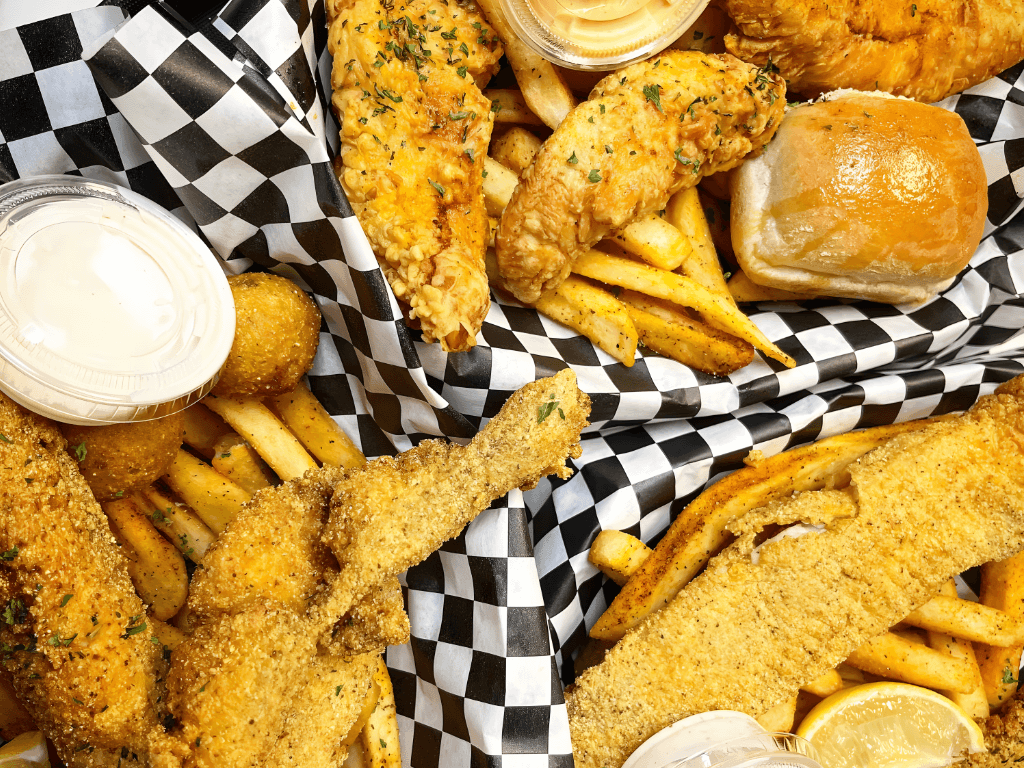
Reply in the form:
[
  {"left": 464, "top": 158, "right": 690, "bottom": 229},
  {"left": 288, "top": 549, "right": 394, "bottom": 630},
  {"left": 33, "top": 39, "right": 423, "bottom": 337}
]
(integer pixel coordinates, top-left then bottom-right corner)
[
  {"left": 0, "top": 393, "right": 181, "bottom": 768},
  {"left": 721, "top": 0, "right": 1024, "bottom": 103},
  {"left": 970, "top": 687, "right": 1024, "bottom": 766},
  {"left": 496, "top": 51, "right": 784, "bottom": 305},
  {"left": 567, "top": 376, "right": 1024, "bottom": 768}
]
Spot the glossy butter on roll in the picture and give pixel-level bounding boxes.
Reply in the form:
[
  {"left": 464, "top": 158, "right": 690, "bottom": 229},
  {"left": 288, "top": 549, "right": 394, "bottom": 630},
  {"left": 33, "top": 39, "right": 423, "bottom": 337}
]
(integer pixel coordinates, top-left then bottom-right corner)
[{"left": 730, "top": 91, "right": 988, "bottom": 305}]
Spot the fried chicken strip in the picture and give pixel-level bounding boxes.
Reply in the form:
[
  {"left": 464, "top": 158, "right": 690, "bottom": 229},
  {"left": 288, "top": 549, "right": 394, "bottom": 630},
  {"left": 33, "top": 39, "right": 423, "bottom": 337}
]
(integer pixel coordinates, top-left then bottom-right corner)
[
  {"left": 496, "top": 51, "right": 784, "bottom": 305},
  {"left": 721, "top": 0, "right": 1024, "bottom": 103},
  {"left": 329, "top": 0, "right": 502, "bottom": 351},
  {"left": 0, "top": 394, "right": 181, "bottom": 768},
  {"left": 320, "top": 368, "right": 590, "bottom": 623},
  {"left": 567, "top": 375, "right": 1024, "bottom": 768}
]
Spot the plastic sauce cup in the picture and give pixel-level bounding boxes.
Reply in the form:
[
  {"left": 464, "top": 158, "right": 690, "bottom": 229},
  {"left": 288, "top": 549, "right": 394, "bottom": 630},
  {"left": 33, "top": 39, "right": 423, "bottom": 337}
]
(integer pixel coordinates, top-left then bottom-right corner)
[{"left": 0, "top": 176, "right": 235, "bottom": 425}]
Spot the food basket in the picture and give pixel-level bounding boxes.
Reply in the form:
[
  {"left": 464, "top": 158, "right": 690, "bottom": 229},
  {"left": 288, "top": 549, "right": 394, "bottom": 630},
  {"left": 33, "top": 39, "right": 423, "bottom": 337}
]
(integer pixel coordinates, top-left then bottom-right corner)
[{"left": 1, "top": 1, "right": 1022, "bottom": 765}]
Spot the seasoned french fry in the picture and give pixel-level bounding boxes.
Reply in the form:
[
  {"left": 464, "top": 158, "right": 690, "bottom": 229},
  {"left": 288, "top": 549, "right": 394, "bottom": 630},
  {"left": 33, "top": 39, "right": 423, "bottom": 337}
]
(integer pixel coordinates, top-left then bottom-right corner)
[
  {"left": 590, "top": 420, "right": 942, "bottom": 641},
  {"left": 0, "top": 668, "right": 36, "bottom": 741},
  {"left": 343, "top": 676, "right": 382, "bottom": 748},
  {"left": 756, "top": 696, "right": 796, "bottom": 733},
  {"left": 268, "top": 381, "right": 366, "bottom": 470},
  {"left": 491, "top": 127, "right": 543, "bottom": 176},
  {"left": 977, "top": 551, "right": 1024, "bottom": 710},
  {"left": 140, "top": 486, "right": 217, "bottom": 562},
  {"left": 361, "top": 658, "right": 402, "bottom": 768},
  {"left": 904, "top": 594, "right": 1024, "bottom": 647},
  {"left": 203, "top": 394, "right": 317, "bottom": 481},
  {"left": 728, "top": 270, "right": 818, "bottom": 304},
  {"left": 212, "top": 433, "right": 276, "bottom": 493},
  {"left": 483, "top": 157, "right": 518, "bottom": 216},
  {"left": 181, "top": 401, "right": 232, "bottom": 459},
  {"left": 150, "top": 617, "right": 188, "bottom": 651},
  {"left": 610, "top": 214, "right": 691, "bottom": 272},
  {"left": 535, "top": 276, "right": 638, "bottom": 366},
  {"left": 801, "top": 669, "right": 843, "bottom": 698},
  {"left": 836, "top": 663, "right": 866, "bottom": 689},
  {"left": 846, "top": 632, "right": 977, "bottom": 694},
  {"left": 103, "top": 497, "right": 189, "bottom": 621},
  {"left": 620, "top": 291, "right": 754, "bottom": 376},
  {"left": 589, "top": 530, "right": 653, "bottom": 586},
  {"left": 484, "top": 89, "right": 544, "bottom": 126},
  {"left": 664, "top": 187, "right": 734, "bottom": 305},
  {"left": 926, "top": 580, "right": 989, "bottom": 718},
  {"left": 162, "top": 448, "right": 251, "bottom": 534},
  {"left": 572, "top": 249, "right": 795, "bottom": 367}
]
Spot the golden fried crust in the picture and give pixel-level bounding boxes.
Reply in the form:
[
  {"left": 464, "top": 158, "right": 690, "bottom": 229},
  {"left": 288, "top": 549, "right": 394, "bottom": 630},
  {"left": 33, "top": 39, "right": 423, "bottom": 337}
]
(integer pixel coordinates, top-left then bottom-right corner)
[
  {"left": 329, "top": 576, "right": 410, "bottom": 659},
  {"left": 969, "top": 688, "right": 1024, "bottom": 767},
  {"left": 0, "top": 394, "right": 182, "bottom": 768},
  {"left": 721, "top": 0, "right": 1024, "bottom": 102},
  {"left": 329, "top": 0, "right": 502, "bottom": 351},
  {"left": 567, "top": 376, "right": 1024, "bottom": 768},
  {"left": 496, "top": 51, "right": 784, "bottom": 304}
]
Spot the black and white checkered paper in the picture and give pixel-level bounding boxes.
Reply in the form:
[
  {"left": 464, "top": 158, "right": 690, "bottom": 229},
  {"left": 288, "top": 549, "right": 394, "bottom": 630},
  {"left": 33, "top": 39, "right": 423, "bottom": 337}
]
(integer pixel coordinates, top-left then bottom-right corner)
[{"left": 2, "top": 1, "right": 1023, "bottom": 765}]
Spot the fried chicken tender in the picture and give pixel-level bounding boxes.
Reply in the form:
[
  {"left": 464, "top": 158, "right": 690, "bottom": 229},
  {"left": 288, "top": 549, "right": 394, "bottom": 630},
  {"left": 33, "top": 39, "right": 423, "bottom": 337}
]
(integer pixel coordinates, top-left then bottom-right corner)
[
  {"left": 0, "top": 394, "right": 182, "bottom": 768},
  {"left": 329, "top": 0, "right": 503, "bottom": 351},
  {"left": 567, "top": 375, "right": 1024, "bottom": 768},
  {"left": 320, "top": 368, "right": 590, "bottom": 618},
  {"left": 721, "top": 0, "right": 1024, "bottom": 103},
  {"left": 496, "top": 51, "right": 784, "bottom": 305}
]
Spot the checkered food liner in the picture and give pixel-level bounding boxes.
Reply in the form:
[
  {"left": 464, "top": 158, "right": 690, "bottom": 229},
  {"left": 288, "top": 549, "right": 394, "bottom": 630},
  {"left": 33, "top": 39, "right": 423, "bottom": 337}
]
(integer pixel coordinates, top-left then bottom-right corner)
[{"left": 1, "top": 1, "right": 1023, "bottom": 765}]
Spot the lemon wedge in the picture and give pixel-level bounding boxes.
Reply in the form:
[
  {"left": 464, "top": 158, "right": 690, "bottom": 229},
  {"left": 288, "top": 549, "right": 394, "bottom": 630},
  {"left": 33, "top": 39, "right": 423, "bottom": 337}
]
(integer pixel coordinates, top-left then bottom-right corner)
[
  {"left": 796, "top": 682, "right": 986, "bottom": 768},
  {"left": 0, "top": 732, "right": 50, "bottom": 768}
]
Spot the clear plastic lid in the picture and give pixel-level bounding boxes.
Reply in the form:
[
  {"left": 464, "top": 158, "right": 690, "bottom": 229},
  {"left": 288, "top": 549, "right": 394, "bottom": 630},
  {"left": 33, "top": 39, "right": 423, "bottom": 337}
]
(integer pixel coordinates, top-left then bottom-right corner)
[
  {"left": 499, "top": 0, "right": 710, "bottom": 70},
  {"left": 0, "top": 176, "right": 235, "bottom": 425}
]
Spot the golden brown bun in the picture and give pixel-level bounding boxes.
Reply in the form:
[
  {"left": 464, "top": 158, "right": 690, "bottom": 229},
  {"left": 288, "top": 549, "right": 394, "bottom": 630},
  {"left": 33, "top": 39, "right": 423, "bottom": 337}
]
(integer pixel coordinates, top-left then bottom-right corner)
[{"left": 731, "top": 92, "right": 988, "bottom": 304}]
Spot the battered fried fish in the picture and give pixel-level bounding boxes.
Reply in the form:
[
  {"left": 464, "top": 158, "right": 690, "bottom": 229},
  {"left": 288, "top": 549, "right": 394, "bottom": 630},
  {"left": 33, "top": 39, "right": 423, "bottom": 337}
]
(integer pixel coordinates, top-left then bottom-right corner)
[
  {"left": 721, "top": 0, "right": 1024, "bottom": 103},
  {"left": 495, "top": 51, "right": 784, "bottom": 305},
  {"left": 567, "top": 375, "right": 1024, "bottom": 768},
  {"left": 970, "top": 687, "right": 1024, "bottom": 767}
]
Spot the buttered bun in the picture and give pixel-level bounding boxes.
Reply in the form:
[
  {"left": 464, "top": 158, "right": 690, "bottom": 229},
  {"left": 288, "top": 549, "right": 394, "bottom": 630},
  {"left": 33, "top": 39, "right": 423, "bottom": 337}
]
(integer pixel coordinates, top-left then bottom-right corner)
[{"left": 731, "top": 91, "right": 988, "bottom": 304}]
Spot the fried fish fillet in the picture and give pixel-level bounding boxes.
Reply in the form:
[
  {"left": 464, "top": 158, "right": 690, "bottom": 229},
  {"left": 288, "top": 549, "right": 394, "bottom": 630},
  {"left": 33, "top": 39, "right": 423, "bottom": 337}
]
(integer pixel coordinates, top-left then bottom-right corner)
[
  {"left": 970, "top": 687, "right": 1024, "bottom": 767},
  {"left": 0, "top": 393, "right": 182, "bottom": 768},
  {"left": 721, "top": 0, "right": 1024, "bottom": 103},
  {"left": 567, "top": 375, "right": 1024, "bottom": 768},
  {"left": 495, "top": 51, "right": 784, "bottom": 305},
  {"left": 329, "top": 0, "right": 502, "bottom": 351}
]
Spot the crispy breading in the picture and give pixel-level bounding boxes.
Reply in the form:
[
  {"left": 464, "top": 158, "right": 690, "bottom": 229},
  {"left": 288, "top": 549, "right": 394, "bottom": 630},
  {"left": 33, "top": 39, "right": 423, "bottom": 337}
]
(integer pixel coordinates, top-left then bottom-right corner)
[
  {"left": 721, "top": 0, "right": 1024, "bottom": 102},
  {"left": 970, "top": 688, "right": 1024, "bottom": 767},
  {"left": 329, "top": 576, "right": 410, "bottom": 659},
  {"left": 567, "top": 376, "right": 1024, "bottom": 768},
  {"left": 329, "top": 0, "right": 502, "bottom": 351},
  {"left": 0, "top": 393, "right": 182, "bottom": 768},
  {"left": 320, "top": 369, "right": 590, "bottom": 620},
  {"left": 495, "top": 51, "right": 784, "bottom": 305}
]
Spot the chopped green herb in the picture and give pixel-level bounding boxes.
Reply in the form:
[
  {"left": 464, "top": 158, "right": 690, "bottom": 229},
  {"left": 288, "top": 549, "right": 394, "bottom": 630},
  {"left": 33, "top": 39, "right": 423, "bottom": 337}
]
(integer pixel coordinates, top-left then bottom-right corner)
[
  {"left": 73, "top": 442, "right": 87, "bottom": 462},
  {"left": 491, "top": 101, "right": 502, "bottom": 113},
  {"left": 567, "top": 152, "right": 578, "bottom": 165},
  {"left": 537, "top": 395, "right": 561, "bottom": 423},
  {"left": 380, "top": 739, "right": 388, "bottom": 749},
  {"left": 459, "top": 42, "right": 469, "bottom": 56},
  {"left": 599, "top": 104, "right": 606, "bottom": 114},
  {"left": 0, "top": 546, "right": 18, "bottom": 561},
  {"left": 910, "top": 3, "right": 917, "bottom": 15},
  {"left": 441, "top": 27, "right": 457, "bottom": 39},
  {"left": 359, "top": 117, "right": 369, "bottom": 125},
  {"left": 0, "top": 434, "right": 10, "bottom": 443},
  {"left": 641, "top": 84, "right": 663, "bottom": 113},
  {"left": 428, "top": 179, "right": 446, "bottom": 197},
  {"left": 1003, "top": 666, "right": 1018, "bottom": 685},
  {"left": 604, "top": 145, "right": 613, "bottom": 154},
  {"left": 335, "top": 685, "right": 343, "bottom": 696},
  {"left": 61, "top": 594, "right": 74, "bottom": 608},
  {"left": 449, "top": 110, "right": 470, "bottom": 120},
  {"left": 464, "top": 148, "right": 475, "bottom": 163},
  {"left": 587, "top": 116, "right": 594, "bottom": 123},
  {"left": 457, "top": 65, "right": 467, "bottom": 78}
]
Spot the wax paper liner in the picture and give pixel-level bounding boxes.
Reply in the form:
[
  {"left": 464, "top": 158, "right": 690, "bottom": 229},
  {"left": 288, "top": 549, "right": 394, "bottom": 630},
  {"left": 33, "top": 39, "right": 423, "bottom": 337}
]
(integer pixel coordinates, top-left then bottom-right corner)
[{"left": 1, "top": 2, "right": 1023, "bottom": 765}]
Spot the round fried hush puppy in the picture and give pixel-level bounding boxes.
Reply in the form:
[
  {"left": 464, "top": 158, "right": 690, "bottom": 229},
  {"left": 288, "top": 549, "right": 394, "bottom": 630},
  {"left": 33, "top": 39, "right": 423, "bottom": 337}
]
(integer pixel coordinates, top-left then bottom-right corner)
[
  {"left": 61, "top": 411, "right": 184, "bottom": 501},
  {"left": 213, "top": 273, "right": 321, "bottom": 397}
]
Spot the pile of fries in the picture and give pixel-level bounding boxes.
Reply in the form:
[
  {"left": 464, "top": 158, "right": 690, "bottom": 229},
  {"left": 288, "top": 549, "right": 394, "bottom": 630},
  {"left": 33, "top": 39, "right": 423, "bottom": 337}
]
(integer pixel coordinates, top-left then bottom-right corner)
[{"left": 585, "top": 421, "right": 1024, "bottom": 729}]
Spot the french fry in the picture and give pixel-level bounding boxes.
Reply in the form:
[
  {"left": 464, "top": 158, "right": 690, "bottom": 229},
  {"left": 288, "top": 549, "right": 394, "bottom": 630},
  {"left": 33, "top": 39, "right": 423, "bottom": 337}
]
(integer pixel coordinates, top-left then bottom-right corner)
[
  {"left": 484, "top": 89, "right": 544, "bottom": 126},
  {"left": 162, "top": 448, "right": 251, "bottom": 534},
  {"left": 203, "top": 394, "right": 317, "bottom": 481},
  {"left": 620, "top": 292, "right": 754, "bottom": 376},
  {"left": 572, "top": 249, "right": 796, "bottom": 367},
  {"left": 268, "top": 381, "right": 366, "bottom": 470},
  {"left": 343, "top": 676, "right": 382, "bottom": 748},
  {"left": 926, "top": 580, "right": 989, "bottom": 718},
  {"left": 361, "top": 658, "right": 402, "bottom": 768},
  {"left": 150, "top": 616, "right": 188, "bottom": 651},
  {"left": 534, "top": 276, "right": 638, "bottom": 366},
  {"left": 610, "top": 214, "right": 691, "bottom": 272},
  {"left": 664, "top": 187, "right": 734, "bottom": 305},
  {"left": 588, "top": 530, "right": 653, "bottom": 586},
  {"left": 181, "top": 401, "right": 232, "bottom": 459},
  {"left": 491, "top": 127, "right": 543, "bottom": 176},
  {"left": 836, "top": 663, "right": 866, "bottom": 689},
  {"left": 483, "top": 157, "right": 518, "bottom": 216},
  {"left": 756, "top": 696, "right": 797, "bottom": 733},
  {"left": 977, "top": 551, "right": 1024, "bottom": 710},
  {"left": 0, "top": 668, "right": 36, "bottom": 741},
  {"left": 140, "top": 486, "right": 217, "bottom": 563},
  {"left": 904, "top": 594, "right": 1024, "bottom": 647},
  {"left": 590, "top": 420, "right": 941, "bottom": 641},
  {"left": 728, "top": 270, "right": 818, "bottom": 304},
  {"left": 212, "top": 433, "right": 276, "bottom": 493},
  {"left": 890, "top": 627, "right": 929, "bottom": 646},
  {"left": 103, "top": 497, "right": 189, "bottom": 621},
  {"left": 845, "top": 632, "right": 977, "bottom": 694},
  {"left": 802, "top": 669, "right": 844, "bottom": 698}
]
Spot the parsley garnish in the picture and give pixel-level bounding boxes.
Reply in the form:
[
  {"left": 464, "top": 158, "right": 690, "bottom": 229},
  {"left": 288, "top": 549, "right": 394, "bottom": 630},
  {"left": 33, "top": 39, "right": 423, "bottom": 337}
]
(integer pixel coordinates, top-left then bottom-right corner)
[
  {"left": 61, "top": 594, "right": 73, "bottom": 608},
  {"left": 428, "top": 179, "right": 445, "bottom": 197},
  {"left": 457, "top": 65, "right": 467, "bottom": 78},
  {"left": 335, "top": 685, "right": 342, "bottom": 696},
  {"left": 642, "top": 84, "right": 663, "bottom": 113},
  {"left": 464, "top": 148, "right": 475, "bottom": 163},
  {"left": 588, "top": 169, "right": 601, "bottom": 183},
  {"left": 605, "top": 145, "right": 613, "bottom": 154},
  {"left": 0, "top": 434, "right": 10, "bottom": 443},
  {"left": 441, "top": 27, "right": 457, "bottom": 39},
  {"left": 490, "top": 101, "right": 502, "bottom": 113},
  {"left": 73, "top": 442, "right": 87, "bottom": 461},
  {"left": 1003, "top": 666, "right": 1018, "bottom": 685},
  {"left": 122, "top": 616, "right": 147, "bottom": 639},
  {"left": 599, "top": 104, "right": 606, "bottom": 114},
  {"left": 911, "top": 3, "right": 917, "bottom": 14},
  {"left": 0, "top": 546, "right": 18, "bottom": 561},
  {"left": 537, "top": 394, "right": 564, "bottom": 423},
  {"left": 449, "top": 111, "right": 470, "bottom": 120},
  {"left": 380, "top": 739, "right": 388, "bottom": 749},
  {"left": 567, "top": 152, "right": 578, "bottom": 165}
]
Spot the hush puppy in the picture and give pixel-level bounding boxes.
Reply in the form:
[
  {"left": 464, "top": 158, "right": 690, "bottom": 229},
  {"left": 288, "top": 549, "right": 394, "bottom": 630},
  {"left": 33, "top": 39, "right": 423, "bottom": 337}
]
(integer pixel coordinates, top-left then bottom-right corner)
[
  {"left": 213, "top": 273, "right": 321, "bottom": 397},
  {"left": 61, "top": 411, "right": 185, "bottom": 501}
]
